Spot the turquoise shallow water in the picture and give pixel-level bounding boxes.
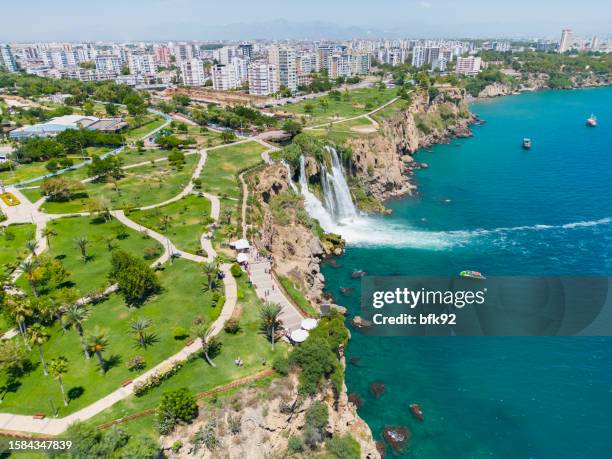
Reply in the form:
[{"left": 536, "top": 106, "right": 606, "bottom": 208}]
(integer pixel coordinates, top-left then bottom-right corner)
[{"left": 322, "top": 87, "right": 612, "bottom": 458}]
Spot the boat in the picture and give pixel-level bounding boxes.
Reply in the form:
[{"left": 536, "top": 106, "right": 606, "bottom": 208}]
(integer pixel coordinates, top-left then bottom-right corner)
[
  {"left": 586, "top": 114, "right": 597, "bottom": 127},
  {"left": 460, "top": 270, "right": 486, "bottom": 280},
  {"left": 522, "top": 138, "right": 532, "bottom": 149},
  {"left": 409, "top": 404, "right": 424, "bottom": 421},
  {"left": 351, "top": 270, "right": 367, "bottom": 279}
]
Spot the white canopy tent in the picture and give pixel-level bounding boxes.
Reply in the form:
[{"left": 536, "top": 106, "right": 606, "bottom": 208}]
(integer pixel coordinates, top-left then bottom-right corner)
[
  {"left": 236, "top": 253, "right": 249, "bottom": 264},
  {"left": 230, "top": 239, "right": 250, "bottom": 252},
  {"left": 301, "top": 318, "right": 318, "bottom": 331},
  {"left": 290, "top": 329, "right": 309, "bottom": 343}
]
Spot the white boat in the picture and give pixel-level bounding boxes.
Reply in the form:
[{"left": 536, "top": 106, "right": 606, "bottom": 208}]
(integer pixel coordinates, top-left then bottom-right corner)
[{"left": 586, "top": 114, "right": 597, "bottom": 127}]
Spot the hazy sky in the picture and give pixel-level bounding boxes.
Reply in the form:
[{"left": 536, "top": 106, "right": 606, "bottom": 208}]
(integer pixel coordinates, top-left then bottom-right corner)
[{"left": 2, "top": 0, "right": 611, "bottom": 41}]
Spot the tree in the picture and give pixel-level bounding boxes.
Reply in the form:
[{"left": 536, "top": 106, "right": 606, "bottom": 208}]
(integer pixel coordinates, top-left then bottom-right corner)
[
  {"left": 86, "top": 196, "right": 112, "bottom": 222},
  {"left": 87, "top": 155, "right": 124, "bottom": 181},
  {"left": 130, "top": 317, "right": 153, "bottom": 348},
  {"left": 159, "top": 214, "right": 173, "bottom": 233},
  {"left": 194, "top": 325, "right": 221, "bottom": 367},
  {"left": 282, "top": 119, "right": 303, "bottom": 138},
  {"left": 156, "top": 388, "right": 198, "bottom": 435},
  {"left": 5, "top": 296, "right": 33, "bottom": 348},
  {"left": 40, "top": 177, "right": 84, "bottom": 202},
  {"left": 220, "top": 131, "right": 237, "bottom": 144},
  {"left": 258, "top": 303, "right": 283, "bottom": 351},
  {"left": 109, "top": 250, "right": 160, "bottom": 305},
  {"left": 42, "top": 227, "right": 57, "bottom": 250},
  {"left": 20, "top": 259, "right": 41, "bottom": 297},
  {"left": 25, "top": 239, "right": 38, "bottom": 256},
  {"left": 28, "top": 323, "right": 50, "bottom": 376},
  {"left": 0, "top": 340, "right": 29, "bottom": 376},
  {"left": 74, "top": 236, "right": 89, "bottom": 261},
  {"left": 49, "top": 356, "right": 69, "bottom": 406},
  {"left": 220, "top": 207, "right": 232, "bottom": 225},
  {"left": 62, "top": 304, "right": 90, "bottom": 359},
  {"left": 86, "top": 327, "right": 109, "bottom": 373},
  {"left": 105, "top": 103, "right": 118, "bottom": 117},
  {"left": 325, "top": 434, "right": 361, "bottom": 459},
  {"left": 202, "top": 261, "right": 218, "bottom": 291}
]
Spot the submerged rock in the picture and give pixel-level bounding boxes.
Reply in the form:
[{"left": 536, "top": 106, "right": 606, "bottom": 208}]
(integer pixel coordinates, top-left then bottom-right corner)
[
  {"left": 369, "top": 382, "right": 385, "bottom": 398},
  {"left": 349, "top": 356, "right": 361, "bottom": 366},
  {"left": 351, "top": 270, "right": 367, "bottom": 279},
  {"left": 339, "top": 287, "right": 355, "bottom": 296},
  {"left": 375, "top": 441, "right": 387, "bottom": 459},
  {"left": 382, "top": 425, "right": 411, "bottom": 453}
]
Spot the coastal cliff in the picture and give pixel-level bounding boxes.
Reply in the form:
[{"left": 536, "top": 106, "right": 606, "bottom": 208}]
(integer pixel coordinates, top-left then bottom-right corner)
[
  {"left": 160, "top": 373, "right": 379, "bottom": 458},
  {"left": 347, "top": 87, "right": 475, "bottom": 202}
]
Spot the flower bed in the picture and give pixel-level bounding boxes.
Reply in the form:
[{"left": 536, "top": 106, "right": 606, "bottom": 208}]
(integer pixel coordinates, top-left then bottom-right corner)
[{"left": 0, "top": 193, "right": 20, "bottom": 207}]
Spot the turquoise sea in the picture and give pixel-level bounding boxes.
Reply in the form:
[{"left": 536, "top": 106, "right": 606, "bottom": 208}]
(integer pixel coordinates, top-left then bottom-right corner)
[{"left": 322, "top": 87, "right": 612, "bottom": 458}]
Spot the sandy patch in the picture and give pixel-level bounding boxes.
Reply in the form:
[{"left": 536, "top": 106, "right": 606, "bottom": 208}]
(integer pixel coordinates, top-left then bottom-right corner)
[{"left": 351, "top": 125, "right": 377, "bottom": 133}]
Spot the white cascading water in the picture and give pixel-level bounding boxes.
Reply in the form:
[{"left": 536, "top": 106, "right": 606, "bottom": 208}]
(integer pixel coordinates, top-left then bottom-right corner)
[
  {"left": 292, "top": 148, "right": 612, "bottom": 249},
  {"left": 282, "top": 160, "right": 298, "bottom": 193}
]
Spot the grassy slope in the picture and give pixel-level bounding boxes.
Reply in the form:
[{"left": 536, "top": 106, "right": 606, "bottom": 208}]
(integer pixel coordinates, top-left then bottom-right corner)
[
  {"left": 128, "top": 194, "right": 212, "bottom": 254},
  {"left": 1, "top": 259, "right": 217, "bottom": 416},
  {"left": 29, "top": 154, "right": 198, "bottom": 213}
]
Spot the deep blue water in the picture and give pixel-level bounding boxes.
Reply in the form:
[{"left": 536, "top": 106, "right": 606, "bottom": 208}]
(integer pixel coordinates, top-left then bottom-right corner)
[{"left": 322, "top": 87, "right": 612, "bottom": 458}]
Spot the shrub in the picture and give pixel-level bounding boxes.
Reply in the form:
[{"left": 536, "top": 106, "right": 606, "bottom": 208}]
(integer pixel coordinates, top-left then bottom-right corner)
[
  {"left": 171, "top": 440, "right": 183, "bottom": 453},
  {"left": 287, "top": 435, "right": 304, "bottom": 454},
  {"left": 133, "top": 360, "right": 184, "bottom": 396},
  {"left": 325, "top": 434, "right": 361, "bottom": 459},
  {"left": 143, "top": 245, "right": 161, "bottom": 260},
  {"left": 155, "top": 388, "right": 198, "bottom": 435},
  {"left": 228, "top": 415, "right": 242, "bottom": 435},
  {"left": 223, "top": 319, "right": 241, "bottom": 334},
  {"left": 230, "top": 263, "right": 243, "bottom": 278},
  {"left": 173, "top": 326, "right": 189, "bottom": 340},
  {"left": 305, "top": 401, "right": 329, "bottom": 434},
  {"left": 127, "top": 355, "right": 146, "bottom": 372},
  {"left": 272, "top": 354, "right": 289, "bottom": 376}
]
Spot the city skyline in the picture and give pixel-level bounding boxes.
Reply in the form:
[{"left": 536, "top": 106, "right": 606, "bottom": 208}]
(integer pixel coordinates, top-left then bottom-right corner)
[{"left": 2, "top": 0, "right": 612, "bottom": 41}]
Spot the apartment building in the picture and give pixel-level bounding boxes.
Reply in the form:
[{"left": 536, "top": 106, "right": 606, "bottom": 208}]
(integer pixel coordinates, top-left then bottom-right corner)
[
  {"left": 0, "top": 44, "right": 18, "bottom": 72},
  {"left": 211, "top": 63, "right": 239, "bottom": 90},
  {"left": 455, "top": 56, "right": 482, "bottom": 75},
  {"left": 128, "top": 52, "right": 157, "bottom": 75},
  {"left": 180, "top": 58, "right": 206, "bottom": 86},
  {"left": 248, "top": 61, "right": 278, "bottom": 96},
  {"left": 269, "top": 46, "right": 297, "bottom": 92}
]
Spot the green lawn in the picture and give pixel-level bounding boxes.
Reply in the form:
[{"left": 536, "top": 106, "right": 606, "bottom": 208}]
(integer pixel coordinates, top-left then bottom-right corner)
[
  {"left": 279, "top": 87, "right": 397, "bottom": 126},
  {"left": 0, "top": 223, "right": 35, "bottom": 268},
  {"left": 0, "top": 259, "right": 217, "bottom": 417},
  {"left": 79, "top": 273, "right": 285, "bottom": 430},
  {"left": 278, "top": 275, "right": 319, "bottom": 317},
  {"left": 129, "top": 194, "right": 212, "bottom": 254},
  {"left": 371, "top": 97, "right": 411, "bottom": 123},
  {"left": 118, "top": 148, "right": 184, "bottom": 167},
  {"left": 0, "top": 162, "right": 50, "bottom": 186},
  {"left": 17, "top": 216, "right": 163, "bottom": 296},
  {"left": 29, "top": 154, "right": 198, "bottom": 213},
  {"left": 200, "top": 141, "right": 266, "bottom": 200},
  {"left": 126, "top": 116, "right": 166, "bottom": 141}
]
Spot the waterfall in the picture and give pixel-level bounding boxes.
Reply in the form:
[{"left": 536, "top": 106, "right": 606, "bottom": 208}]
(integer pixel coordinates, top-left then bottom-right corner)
[
  {"left": 298, "top": 155, "right": 337, "bottom": 231},
  {"left": 325, "top": 146, "right": 358, "bottom": 219},
  {"left": 282, "top": 161, "right": 298, "bottom": 193}
]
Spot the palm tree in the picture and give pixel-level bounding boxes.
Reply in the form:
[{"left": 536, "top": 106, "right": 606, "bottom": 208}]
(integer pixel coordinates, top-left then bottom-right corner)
[
  {"left": 25, "top": 239, "right": 38, "bottom": 256},
  {"left": 28, "top": 323, "right": 50, "bottom": 376},
  {"left": 130, "top": 318, "right": 153, "bottom": 348},
  {"left": 20, "top": 259, "right": 40, "bottom": 297},
  {"left": 86, "top": 327, "right": 109, "bottom": 373},
  {"left": 258, "top": 303, "right": 283, "bottom": 351},
  {"left": 42, "top": 227, "right": 57, "bottom": 250},
  {"left": 49, "top": 357, "right": 69, "bottom": 406},
  {"left": 159, "top": 215, "right": 173, "bottom": 233},
  {"left": 202, "top": 261, "right": 217, "bottom": 291},
  {"left": 220, "top": 207, "right": 233, "bottom": 225},
  {"left": 62, "top": 304, "right": 90, "bottom": 359},
  {"left": 195, "top": 325, "right": 217, "bottom": 367},
  {"left": 74, "top": 237, "right": 89, "bottom": 261},
  {"left": 6, "top": 297, "right": 33, "bottom": 350}
]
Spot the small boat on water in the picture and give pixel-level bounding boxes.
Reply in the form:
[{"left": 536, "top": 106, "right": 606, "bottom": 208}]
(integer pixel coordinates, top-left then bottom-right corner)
[
  {"left": 460, "top": 270, "right": 486, "bottom": 280},
  {"left": 586, "top": 114, "right": 597, "bottom": 127},
  {"left": 522, "top": 138, "right": 532, "bottom": 149},
  {"left": 351, "top": 270, "right": 367, "bottom": 279},
  {"left": 409, "top": 404, "right": 424, "bottom": 421}
]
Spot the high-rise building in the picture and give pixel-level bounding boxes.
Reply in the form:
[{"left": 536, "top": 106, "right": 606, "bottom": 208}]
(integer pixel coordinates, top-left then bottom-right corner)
[
  {"left": 211, "top": 63, "right": 239, "bottom": 90},
  {"left": 180, "top": 58, "right": 206, "bottom": 86},
  {"left": 248, "top": 62, "right": 278, "bottom": 96},
  {"left": 128, "top": 52, "right": 157, "bottom": 75},
  {"left": 298, "top": 53, "right": 319, "bottom": 75},
  {"left": 350, "top": 52, "right": 371, "bottom": 75},
  {"left": 0, "top": 44, "right": 19, "bottom": 72},
  {"left": 455, "top": 56, "right": 482, "bottom": 75},
  {"left": 317, "top": 44, "right": 334, "bottom": 73},
  {"left": 590, "top": 36, "right": 600, "bottom": 51},
  {"left": 559, "top": 29, "right": 573, "bottom": 53},
  {"left": 154, "top": 46, "right": 171, "bottom": 66},
  {"left": 95, "top": 55, "right": 123, "bottom": 73},
  {"left": 238, "top": 43, "right": 254, "bottom": 59},
  {"left": 269, "top": 47, "right": 297, "bottom": 92}
]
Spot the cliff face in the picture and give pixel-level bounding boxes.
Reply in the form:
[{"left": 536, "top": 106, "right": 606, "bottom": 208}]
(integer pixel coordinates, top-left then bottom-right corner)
[
  {"left": 347, "top": 88, "right": 475, "bottom": 202},
  {"left": 247, "top": 163, "right": 328, "bottom": 303},
  {"left": 160, "top": 374, "right": 380, "bottom": 459}
]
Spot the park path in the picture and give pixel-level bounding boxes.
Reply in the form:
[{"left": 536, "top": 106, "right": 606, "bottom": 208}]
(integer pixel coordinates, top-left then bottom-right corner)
[{"left": 305, "top": 95, "right": 401, "bottom": 130}]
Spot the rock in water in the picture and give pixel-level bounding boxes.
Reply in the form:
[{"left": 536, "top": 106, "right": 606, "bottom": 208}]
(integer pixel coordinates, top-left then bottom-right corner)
[
  {"left": 375, "top": 441, "right": 387, "bottom": 459},
  {"left": 382, "top": 425, "right": 411, "bottom": 453},
  {"left": 347, "top": 393, "right": 364, "bottom": 409},
  {"left": 369, "top": 382, "right": 385, "bottom": 398}
]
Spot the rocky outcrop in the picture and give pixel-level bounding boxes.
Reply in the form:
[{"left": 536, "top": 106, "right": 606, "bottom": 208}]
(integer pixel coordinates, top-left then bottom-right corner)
[
  {"left": 247, "top": 163, "right": 329, "bottom": 303},
  {"left": 160, "top": 373, "right": 380, "bottom": 459},
  {"left": 347, "top": 88, "right": 475, "bottom": 202},
  {"left": 478, "top": 82, "right": 513, "bottom": 98}
]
